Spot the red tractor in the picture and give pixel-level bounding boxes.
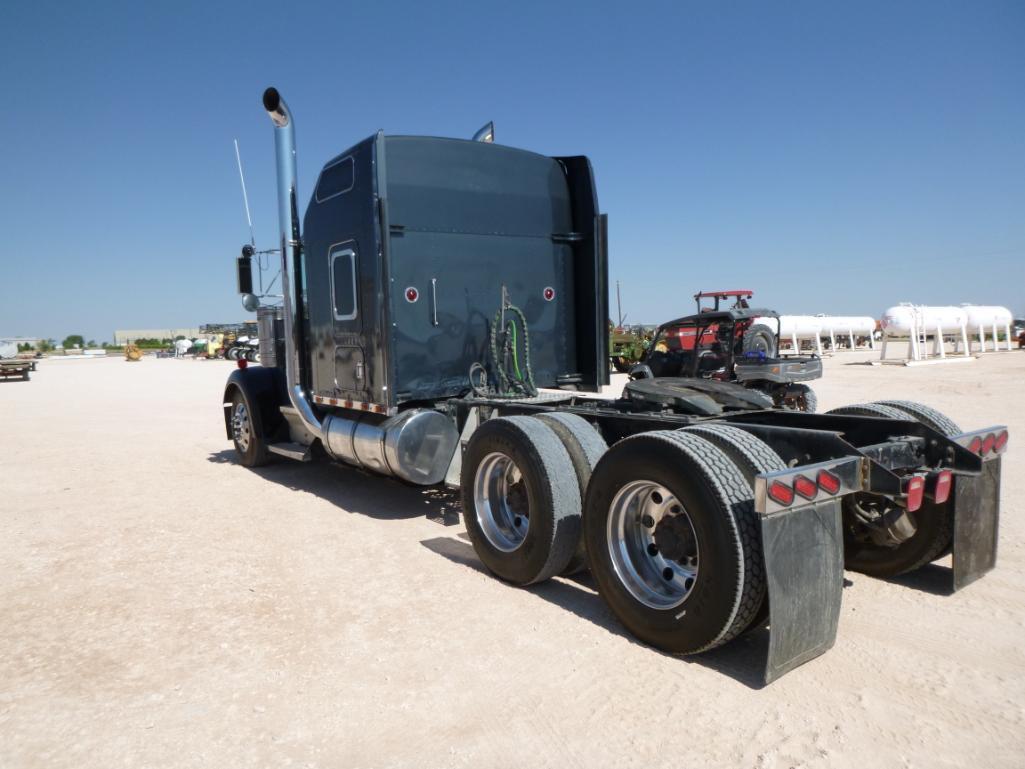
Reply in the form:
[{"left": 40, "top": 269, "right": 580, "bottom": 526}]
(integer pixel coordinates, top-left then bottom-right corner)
[{"left": 632, "top": 290, "right": 822, "bottom": 411}]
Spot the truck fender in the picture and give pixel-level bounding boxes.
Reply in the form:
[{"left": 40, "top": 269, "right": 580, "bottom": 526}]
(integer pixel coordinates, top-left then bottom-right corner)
[{"left": 222, "top": 366, "right": 288, "bottom": 442}]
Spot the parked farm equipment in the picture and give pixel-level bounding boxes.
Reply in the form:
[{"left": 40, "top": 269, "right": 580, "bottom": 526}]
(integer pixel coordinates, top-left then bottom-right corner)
[
  {"left": 220, "top": 89, "right": 1007, "bottom": 682},
  {"left": 1, "top": 342, "right": 34, "bottom": 380},
  {"left": 225, "top": 336, "right": 259, "bottom": 362},
  {"left": 0, "top": 358, "right": 33, "bottom": 380},
  {"left": 609, "top": 323, "right": 651, "bottom": 372},
  {"left": 635, "top": 290, "right": 821, "bottom": 412}
]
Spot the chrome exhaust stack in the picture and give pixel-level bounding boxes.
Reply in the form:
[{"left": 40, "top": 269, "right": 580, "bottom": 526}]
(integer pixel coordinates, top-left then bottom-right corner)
[{"left": 262, "top": 87, "right": 323, "bottom": 442}]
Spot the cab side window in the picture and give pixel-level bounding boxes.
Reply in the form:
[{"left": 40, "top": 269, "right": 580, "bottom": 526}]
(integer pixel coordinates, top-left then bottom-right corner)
[{"left": 331, "top": 246, "right": 357, "bottom": 321}]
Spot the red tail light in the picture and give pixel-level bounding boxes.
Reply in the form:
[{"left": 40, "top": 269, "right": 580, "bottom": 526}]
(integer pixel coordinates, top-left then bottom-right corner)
[
  {"left": 237, "top": 358, "right": 248, "bottom": 370},
  {"left": 981, "top": 433, "right": 995, "bottom": 455},
  {"left": 767, "top": 481, "right": 794, "bottom": 507},
  {"left": 817, "top": 469, "right": 842, "bottom": 495},
  {"left": 906, "top": 475, "right": 925, "bottom": 512},
  {"left": 994, "top": 430, "right": 1008, "bottom": 452},
  {"left": 968, "top": 436, "right": 983, "bottom": 455},
  {"left": 934, "top": 470, "right": 952, "bottom": 504},
  {"left": 793, "top": 475, "right": 818, "bottom": 501}
]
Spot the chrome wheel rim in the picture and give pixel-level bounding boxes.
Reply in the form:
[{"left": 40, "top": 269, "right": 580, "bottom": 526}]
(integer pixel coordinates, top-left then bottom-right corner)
[
  {"left": 232, "top": 401, "right": 252, "bottom": 452},
  {"left": 473, "top": 452, "right": 529, "bottom": 552},
  {"left": 607, "top": 481, "right": 699, "bottom": 610}
]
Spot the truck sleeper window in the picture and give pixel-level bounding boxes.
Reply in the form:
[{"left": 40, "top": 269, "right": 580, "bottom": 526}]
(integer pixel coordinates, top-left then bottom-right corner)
[
  {"left": 315, "top": 156, "right": 354, "bottom": 202},
  {"left": 331, "top": 247, "right": 357, "bottom": 321}
]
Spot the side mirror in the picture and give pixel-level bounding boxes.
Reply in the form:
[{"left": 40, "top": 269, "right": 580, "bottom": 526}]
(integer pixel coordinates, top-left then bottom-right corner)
[
  {"left": 237, "top": 245, "right": 254, "bottom": 294},
  {"left": 628, "top": 364, "right": 654, "bottom": 381}
]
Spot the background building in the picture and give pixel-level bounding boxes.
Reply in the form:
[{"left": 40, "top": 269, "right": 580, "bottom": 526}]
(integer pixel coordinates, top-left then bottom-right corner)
[
  {"left": 0, "top": 336, "right": 43, "bottom": 349},
  {"left": 113, "top": 328, "right": 201, "bottom": 344}
]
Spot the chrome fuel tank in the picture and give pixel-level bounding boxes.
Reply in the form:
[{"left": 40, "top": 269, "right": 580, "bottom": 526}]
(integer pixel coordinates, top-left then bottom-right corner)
[{"left": 322, "top": 409, "right": 458, "bottom": 486}]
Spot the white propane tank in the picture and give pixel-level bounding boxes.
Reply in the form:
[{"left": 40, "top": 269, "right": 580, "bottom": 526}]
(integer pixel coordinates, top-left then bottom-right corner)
[
  {"left": 878, "top": 304, "right": 975, "bottom": 362},
  {"left": 961, "top": 304, "right": 1013, "bottom": 327},
  {"left": 880, "top": 304, "right": 968, "bottom": 335},
  {"left": 750, "top": 315, "right": 826, "bottom": 354},
  {"left": 752, "top": 315, "right": 823, "bottom": 337},
  {"left": 960, "top": 304, "right": 1014, "bottom": 351},
  {"left": 880, "top": 305, "right": 918, "bottom": 335},
  {"left": 818, "top": 316, "right": 876, "bottom": 336}
]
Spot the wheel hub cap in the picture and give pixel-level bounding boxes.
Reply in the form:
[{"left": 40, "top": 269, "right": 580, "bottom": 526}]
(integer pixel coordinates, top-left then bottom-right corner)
[
  {"left": 607, "top": 481, "right": 700, "bottom": 609},
  {"left": 232, "top": 402, "right": 251, "bottom": 452},
  {"left": 473, "top": 452, "right": 530, "bottom": 552}
]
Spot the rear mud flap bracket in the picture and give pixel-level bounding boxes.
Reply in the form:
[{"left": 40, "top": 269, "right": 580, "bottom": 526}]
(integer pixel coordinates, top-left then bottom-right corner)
[{"left": 760, "top": 499, "right": 845, "bottom": 684}]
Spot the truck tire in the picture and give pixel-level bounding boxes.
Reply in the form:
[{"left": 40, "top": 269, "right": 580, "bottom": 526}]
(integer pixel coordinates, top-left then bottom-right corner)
[
  {"left": 828, "top": 402, "right": 956, "bottom": 576},
  {"left": 787, "top": 384, "right": 817, "bottom": 413},
  {"left": 871, "top": 400, "right": 961, "bottom": 436},
  {"left": 682, "top": 423, "right": 786, "bottom": 630},
  {"left": 536, "top": 412, "right": 608, "bottom": 575},
  {"left": 229, "top": 389, "right": 270, "bottom": 467},
  {"left": 461, "top": 416, "right": 582, "bottom": 586},
  {"left": 842, "top": 497, "right": 954, "bottom": 578},
  {"left": 682, "top": 423, "right": 786, "bottom": 486},
  {"left": 826, "top": 403, "right": 909, "bottom": 420},
  {"left": 842, "top": 399, "right": 960, "bottom": 573},
  {"left": 584, "top": 430, "right": 765, "bottom": 654},
  {"left": 743, "top": 323, "right": 777, "bottom": 358}
]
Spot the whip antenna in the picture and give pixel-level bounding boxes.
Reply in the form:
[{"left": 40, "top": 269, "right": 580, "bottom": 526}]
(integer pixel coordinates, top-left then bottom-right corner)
[{"left": 234, "top": 139, "right": 256, "bottom": 248}]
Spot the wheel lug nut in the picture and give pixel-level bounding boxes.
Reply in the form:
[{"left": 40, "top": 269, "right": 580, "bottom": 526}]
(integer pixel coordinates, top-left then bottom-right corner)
[
  {"left": 647, "top": 543, "right": 659, "bottom": 556},
  {"left": 662, "top": 567, "right": 674, "bottom": 581},
  {"left": 641, "top": 514, "right": 655, "bottom": 528},
  {"left": 513, "top": 516, "right": 522, "bottom": 528}
]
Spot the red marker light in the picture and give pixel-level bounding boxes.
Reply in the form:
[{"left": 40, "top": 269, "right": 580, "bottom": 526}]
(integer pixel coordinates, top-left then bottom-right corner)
[
  {"left": 994, "top": 430, "right": 1008, "bottom": 452},
  {"left": 981, "top": 433, "right": 995, "bottom": 455},
  {"left": 405, "top": 287, "right": 419, "bottom": 303},
  {"left": 817, "top": 469, "right": 842, "bottom": 495},
  {"left": 237, "top": 358, "right": 248, "bottom": 370},
  {"left": 543, "top": 286, "right": 555, "bottom": 301},
  {"left": 793, "top": 475, "right": 818, "bottom": 501},
  {"left": 933, "top": 470, "right": 952, "bottom": 505},
  {"left": 767, "top": 481, "right": 794, "bottom": 507},
  {"left": 906, "top": 475, "right": 925, "bottom": 512},
  {"left": 968, "top": 436, "right": 983, "bottom": 455}
]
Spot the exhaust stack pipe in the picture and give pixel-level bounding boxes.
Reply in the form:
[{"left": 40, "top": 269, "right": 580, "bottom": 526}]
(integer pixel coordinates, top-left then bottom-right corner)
[{"left": 262, "top": 87, "right": 323, "bottom": 442}]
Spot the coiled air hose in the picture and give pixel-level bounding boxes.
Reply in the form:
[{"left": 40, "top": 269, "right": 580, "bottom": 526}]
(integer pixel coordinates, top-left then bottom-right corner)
[{"left": 469, "top": 298, "right": 538, "bottom": 399}]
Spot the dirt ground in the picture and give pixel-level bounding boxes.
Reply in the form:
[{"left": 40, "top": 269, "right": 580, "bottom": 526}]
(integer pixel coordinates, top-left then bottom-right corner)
[{"left": 1, "top": 351, "right": 1023, "bottom": 768}]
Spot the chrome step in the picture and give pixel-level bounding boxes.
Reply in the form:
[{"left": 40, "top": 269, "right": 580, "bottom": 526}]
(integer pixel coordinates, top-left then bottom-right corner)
[{"left": 267, "top": 442, "right": 312, "bottom": 462}]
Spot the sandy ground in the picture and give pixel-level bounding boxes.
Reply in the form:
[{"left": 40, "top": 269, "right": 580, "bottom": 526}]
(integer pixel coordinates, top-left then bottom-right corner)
[{"left": 1, "top": 351, "right": 1023, "bottom": 768}]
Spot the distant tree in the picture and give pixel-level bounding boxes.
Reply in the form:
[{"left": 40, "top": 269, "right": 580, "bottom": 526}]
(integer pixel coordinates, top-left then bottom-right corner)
[
  {"left": 87, "top": 339, "right": 96, "bottom": 348},
  {"left": 17, "top": 343, "right": 32, "bottom": 352},
  {"left": 134, "top": 338, "right": 168, "bottom": 349},
  {"left": 62, "top": 334, "right": 85, "bottom": 349}
]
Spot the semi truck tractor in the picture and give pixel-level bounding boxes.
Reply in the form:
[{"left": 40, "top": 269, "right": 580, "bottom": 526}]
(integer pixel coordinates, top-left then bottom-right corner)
[{"left": 221, "top": 88, "right": 1007, "bottom": 682}]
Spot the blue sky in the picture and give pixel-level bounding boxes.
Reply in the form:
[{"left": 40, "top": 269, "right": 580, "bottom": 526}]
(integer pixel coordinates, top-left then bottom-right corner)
[{"left": 1, "top": 0, "right": 1022, "bottom": 343}]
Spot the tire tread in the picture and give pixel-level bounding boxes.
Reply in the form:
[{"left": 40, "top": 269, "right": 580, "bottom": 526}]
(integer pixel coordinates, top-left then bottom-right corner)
[{"left": 871, "top": 400, "right": 961, "bottom": 436}]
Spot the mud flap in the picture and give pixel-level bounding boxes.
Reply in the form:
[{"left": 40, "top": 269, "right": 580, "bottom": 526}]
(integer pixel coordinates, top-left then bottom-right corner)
[
  {"left": 952, "top": 458, "right": 1001, "bottom": 591},
  {"left": 760, "top": 499, "right": 845, "bottom": 684}
]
